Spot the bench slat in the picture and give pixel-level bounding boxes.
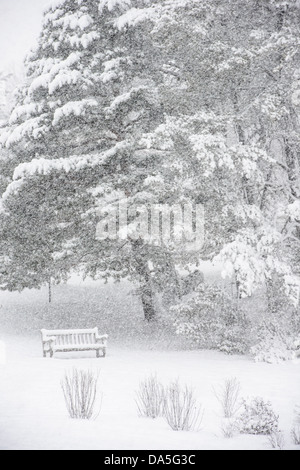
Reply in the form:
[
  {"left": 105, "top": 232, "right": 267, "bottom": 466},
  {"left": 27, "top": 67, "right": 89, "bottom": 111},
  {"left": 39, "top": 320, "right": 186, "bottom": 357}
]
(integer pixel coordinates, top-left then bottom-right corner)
[{"left": 42, "top": 328, "right": 98, "bottom": 336}]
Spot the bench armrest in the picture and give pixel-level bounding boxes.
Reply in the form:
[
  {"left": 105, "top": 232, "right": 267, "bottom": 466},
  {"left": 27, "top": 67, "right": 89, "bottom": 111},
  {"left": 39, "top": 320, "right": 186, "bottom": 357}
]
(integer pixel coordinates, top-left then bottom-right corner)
[
  {"left": 95, "top": 334, "right": 108, "bottom": 344},
  {"left": 42, "top": 337, "right": 57, "bottom": 351},
  {"left": 41, "top": 335, "right": 57, "bottom": 356},
  {"left": 43, "top": 336, "right": 57, "bottom": 344}
]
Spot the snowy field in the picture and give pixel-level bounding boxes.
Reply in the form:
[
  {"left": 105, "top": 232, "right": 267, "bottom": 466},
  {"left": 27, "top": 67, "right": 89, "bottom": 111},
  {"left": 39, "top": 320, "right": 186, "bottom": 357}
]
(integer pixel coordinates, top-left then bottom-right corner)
[
  {"left": 0, "top": 279, "right": 299, "bottom": 451},
  {"left": 0, "top": 334, "right": 299, "bottom": 450}
]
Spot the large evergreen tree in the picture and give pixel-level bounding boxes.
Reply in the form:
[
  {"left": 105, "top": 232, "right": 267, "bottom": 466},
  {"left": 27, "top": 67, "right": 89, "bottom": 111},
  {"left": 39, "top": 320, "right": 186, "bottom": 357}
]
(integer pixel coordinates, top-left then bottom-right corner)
[{"left": 0, "top": 0, "right": 299, "bottom": 317}]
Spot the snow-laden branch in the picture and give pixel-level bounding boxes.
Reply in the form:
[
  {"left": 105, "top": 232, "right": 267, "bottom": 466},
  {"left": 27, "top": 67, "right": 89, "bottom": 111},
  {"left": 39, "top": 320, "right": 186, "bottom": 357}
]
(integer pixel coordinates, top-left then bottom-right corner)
[
  {"left": 99, "top": 0, "right": 132, "bottom": 13},
  {"left": 106, "top": 86, "right": 148, "bottom": 114},
  {"left": 52, "top": 99, "right": 98, "bottom": 126},
  {"left": 28, "top": 52, "right": 82, "bottom": 95},
  {"left": 114, "top": 7, "right": 157, "bottom": 30},
  {"left": 53, "top": 12, "right": 94, "bottom": 31},
  {"left": 1, "top": 140, "right": 131, "bottom": 201},
  {"left": 0, "top": 115, "right": 49, "bottom": 147}
]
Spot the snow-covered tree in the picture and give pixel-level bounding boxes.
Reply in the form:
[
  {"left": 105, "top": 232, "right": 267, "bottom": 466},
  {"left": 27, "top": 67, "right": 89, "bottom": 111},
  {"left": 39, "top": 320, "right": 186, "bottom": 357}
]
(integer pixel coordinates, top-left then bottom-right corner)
[
  {"left": 0, "top": 68, "right": 23, "bottom": 124},
  {"left": 0, "top": 0, "right": 176, "bottom": 318},
  {"left": 0, "top": 0, "right": 299, "bottom": 320}
]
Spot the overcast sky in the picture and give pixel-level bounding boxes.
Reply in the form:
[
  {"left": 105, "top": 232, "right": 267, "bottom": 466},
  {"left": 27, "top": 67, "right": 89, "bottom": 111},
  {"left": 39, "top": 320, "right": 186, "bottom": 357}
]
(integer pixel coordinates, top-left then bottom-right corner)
[{"left": 0, "top": 0, "right": 51, "bottom": 72}]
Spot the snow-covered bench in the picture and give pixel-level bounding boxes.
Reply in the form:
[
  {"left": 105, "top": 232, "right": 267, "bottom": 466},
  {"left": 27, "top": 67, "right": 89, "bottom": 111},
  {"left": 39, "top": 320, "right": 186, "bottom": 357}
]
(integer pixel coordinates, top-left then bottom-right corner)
[{"left": 41, "top": 328, "right": 108, "bottom": 358}]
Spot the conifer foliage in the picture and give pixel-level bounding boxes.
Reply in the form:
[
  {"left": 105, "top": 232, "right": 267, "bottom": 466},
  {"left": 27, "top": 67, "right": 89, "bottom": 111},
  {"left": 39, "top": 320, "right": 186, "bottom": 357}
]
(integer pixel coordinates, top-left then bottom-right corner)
[{"left": 0, "top": 0, "right": 299, "bottom": 321}]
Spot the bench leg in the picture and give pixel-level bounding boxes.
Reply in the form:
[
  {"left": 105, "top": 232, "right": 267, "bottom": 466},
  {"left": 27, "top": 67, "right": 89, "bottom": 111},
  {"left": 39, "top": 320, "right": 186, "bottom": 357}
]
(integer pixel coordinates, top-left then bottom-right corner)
[
  {"left": 103, "top": 348, "right": 106, "bottom": 358},
  {"left": 43, "top": 351, "right": 47, "bottom": 358},
  {"left": 50, "top": 350, "right": 54, "bottom": 358},
  {"left": 96, "top": 349, "right": 100, "bottom": 359}
]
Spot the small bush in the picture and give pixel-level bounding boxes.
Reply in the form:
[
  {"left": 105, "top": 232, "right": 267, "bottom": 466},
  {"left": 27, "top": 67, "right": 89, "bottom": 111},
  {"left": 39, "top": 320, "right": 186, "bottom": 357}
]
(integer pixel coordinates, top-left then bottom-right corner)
[
  {"left": 291, "top": 405, "right": 300, "bottom": 445},
  {"left": 237, "top": 397, "right": 279, "bottom": 435},
  {"left": 173, "top": 285, "right": 250, "bottom": 355},
  {"left": 221, "top": 418, "right": 238, "bottom": 439},
  {"left": 268, "top": 431, "right": 285, "bottom": 450},
  {"left": 251, "top": 334, "right": 296, "bottom": 364},
  {"left": 135, "top": 374, "right": 164, "bottom": 419},
  {"left": 214, "top": 377, "right": 241, "bottom": 418},
  {"left": 61, "top": 368, "right": 100, "bottom": 420},
  {"left": 291, "top": 425, "right": 300, "bottom": 445},
  {"left": 163, "top": 380, "right": 203, "bottom": 432},
  {"left": 251, "top": 315, "right": 300, "bottom": 364}
]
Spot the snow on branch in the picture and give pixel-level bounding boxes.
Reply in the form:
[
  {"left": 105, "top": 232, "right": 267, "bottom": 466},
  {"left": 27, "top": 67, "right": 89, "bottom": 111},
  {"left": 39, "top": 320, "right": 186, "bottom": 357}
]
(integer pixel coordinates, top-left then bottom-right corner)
[
  {"left": 100, "top": 57, "right": 124, "bottom": 83},
  {"left": 1, "top": 115, "right": 49, "bottom": 147},
  {"left": 13, "top": 156, "right": 93, "bottom": 180},
  {"left": 288, "top": 200, "right": 300, "bottom": 221},
  {"left": 1, "top": 179, "right": 25, "bottom": 202},
  {"left": 106, "top": 86, "right": 147, "bottom": 113},
  {"left": 2, "top": 140, "right": 131, "bottom": 200},
  {"left": 47, "top": 52, "right": 81, "bottom": 74},
  {"left": 52, "top": 99, "right": 98, "bottom": 125},
  {"left": 28, "top": 73, "right": 52, "bottom": 95},
  {"left": 48, "top": 70, "right": 82, "bottom": 95},
  {"left": 28, "top": 52, "right": 82, "bottom": 95},
  {"left": 68, "top": 31, "right": 99, "bottom": 49},
  {"left": 42, "top": 6, "right": 65, "bottom": 25},
  {"left": 99, "top": 0, "right": 132, "bottom": 13},
  {"left": 53, "top": 12, "right": 94, "bottom": 31},
  {"left": 9, "top": 103, "right": 44, "bottom": 125},
  {"left": 114, "top": 7, "right": 157, "bottom": 30}
]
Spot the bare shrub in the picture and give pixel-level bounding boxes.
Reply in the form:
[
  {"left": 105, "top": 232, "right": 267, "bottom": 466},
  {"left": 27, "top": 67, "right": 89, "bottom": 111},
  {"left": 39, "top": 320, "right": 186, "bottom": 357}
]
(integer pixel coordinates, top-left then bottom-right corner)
[
  {"left": 214, "top": 377, "right": 241, "bottom": 418},
  {"left": 294, "top": 404, "right": 300, "bottom": 423},
  {"left": 163, "top": 380, "right": 203, "bottom": 431},
  {"left": 268, "top": 431, "right": 285, "bottom": 450},
  {"left": 221, "top": 418, "right": 238, "bottom": 439},
  {"left": 61, "top": 368, "right": 101, "bottom": 420},
  {"left": 291, "top": 425, "right": 300, "bottom": 445},
  {"left": 135, "top": 374, "right": 164, "bottom": 419}
]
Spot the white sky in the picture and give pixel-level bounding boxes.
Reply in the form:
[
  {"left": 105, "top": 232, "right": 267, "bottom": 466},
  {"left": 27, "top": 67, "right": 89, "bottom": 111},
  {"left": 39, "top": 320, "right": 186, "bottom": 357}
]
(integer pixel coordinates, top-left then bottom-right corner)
[{"left": 0, "top": 0, "right": 51, "bottom": 72}]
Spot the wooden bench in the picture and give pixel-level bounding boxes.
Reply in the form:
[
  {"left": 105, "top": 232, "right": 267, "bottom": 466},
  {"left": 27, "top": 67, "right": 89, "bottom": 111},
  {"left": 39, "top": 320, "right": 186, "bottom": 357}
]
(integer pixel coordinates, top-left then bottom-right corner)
[{"left": 41, "top": 328, "right": 108, "bottom": 358}]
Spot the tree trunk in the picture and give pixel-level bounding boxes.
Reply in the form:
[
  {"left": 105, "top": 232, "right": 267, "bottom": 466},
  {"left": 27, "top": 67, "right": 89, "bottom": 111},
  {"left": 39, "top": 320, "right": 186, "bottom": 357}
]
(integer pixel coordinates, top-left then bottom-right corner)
[
  {"left": 284, "top": 137, "right": 299, "bottom": 199},
  {"left": 131, "top": 239, "right": 156, "bottom": 322},
  {"left": 140, "top": 273, "right": 156, "bottom": 322},
  {"left": 232, "top": 90, "right": 256, "bottom": 205},
  {"left": 48, "top": 279, "right": 52, "bottom": 304}
]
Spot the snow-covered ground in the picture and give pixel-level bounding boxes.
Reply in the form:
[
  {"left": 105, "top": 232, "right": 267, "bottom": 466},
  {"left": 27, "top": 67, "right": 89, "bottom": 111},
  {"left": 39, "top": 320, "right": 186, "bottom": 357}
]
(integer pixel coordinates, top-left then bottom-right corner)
[
  {"left": 0, "top": 332, "right": 299, "bottom": 450},
  {"left": 0, "top": 281, "right": 299, "bottom": 450}
]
